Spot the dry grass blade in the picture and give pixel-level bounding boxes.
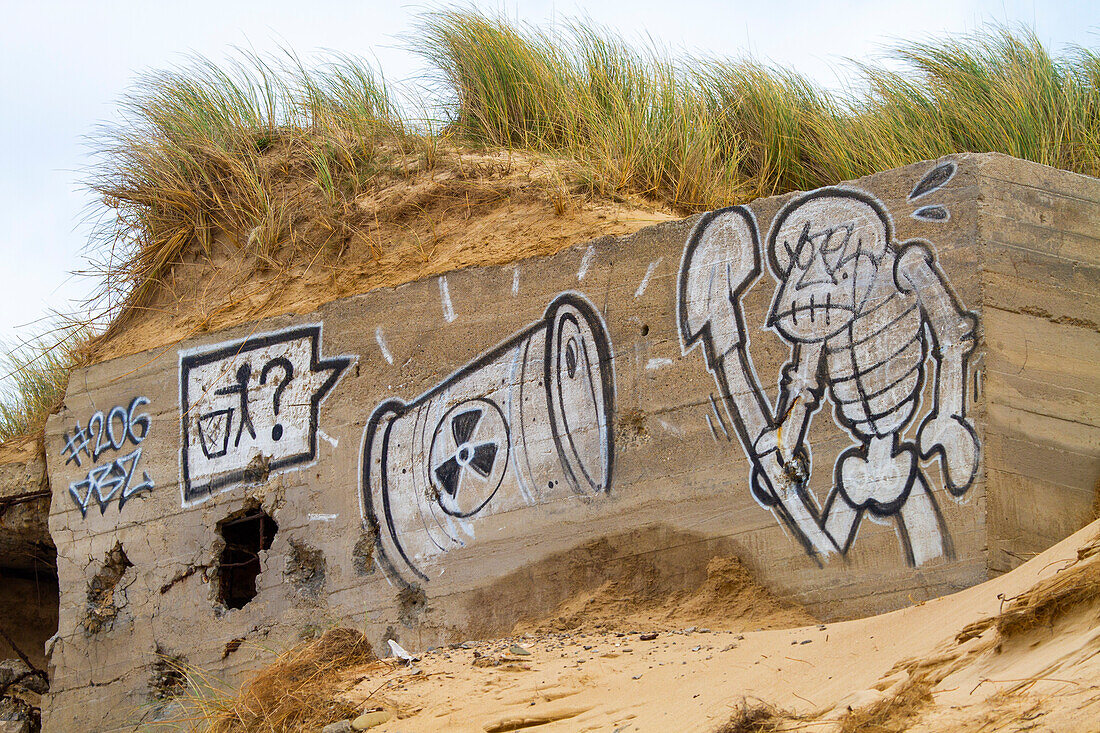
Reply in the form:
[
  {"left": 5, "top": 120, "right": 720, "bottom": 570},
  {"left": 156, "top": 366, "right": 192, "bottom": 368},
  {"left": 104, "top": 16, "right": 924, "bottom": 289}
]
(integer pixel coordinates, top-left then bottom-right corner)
[
  {"left": 995, "top": 543, "right": 1100, "bottom": 637},
  {"left": 175, "top": 627, "right": 376, "bottom": 733},
  {"left": 714, "top": 699, "right": 797, "bottom": 732},
  {"left": 833, "top": 676, "right": 933, "bottom": 733},
  {"left": 0, "top": 327, "right": 88, "bottom": 443}
]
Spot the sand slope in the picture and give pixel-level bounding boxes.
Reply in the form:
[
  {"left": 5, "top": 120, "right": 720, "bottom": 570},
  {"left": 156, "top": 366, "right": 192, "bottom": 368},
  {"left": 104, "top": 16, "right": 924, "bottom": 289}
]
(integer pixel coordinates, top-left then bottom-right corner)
[
  {"left": 88, "top": 150, "right": 675, "bottom": 365},
  {"left": 333, "top": 520, "right": 1100, "bottom": 732}
]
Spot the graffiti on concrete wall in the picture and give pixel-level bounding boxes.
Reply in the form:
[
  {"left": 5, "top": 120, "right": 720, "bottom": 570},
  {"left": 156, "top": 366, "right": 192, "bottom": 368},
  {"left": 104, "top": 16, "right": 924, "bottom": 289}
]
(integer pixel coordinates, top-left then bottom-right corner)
[
  {"left": 678, "top": 174, "right": 979, "bottom": 566},
  {"left": 179, "top": 325, "right": 352, "bottom": 506},
  {"left": 909, "top": 161, "right": 957, "bottom": 222},
  {"left": 362, "top": 292, "right": 615, "bottom": 587},
  {"left": 62, "top": 397, "right": 154, "bottom": 516}
]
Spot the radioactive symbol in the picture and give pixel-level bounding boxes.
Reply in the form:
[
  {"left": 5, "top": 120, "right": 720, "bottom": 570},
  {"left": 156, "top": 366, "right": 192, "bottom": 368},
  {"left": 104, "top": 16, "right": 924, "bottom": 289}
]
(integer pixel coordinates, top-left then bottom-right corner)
[{"left": 428, "top": 398, "right": 510, "bottom": 517}]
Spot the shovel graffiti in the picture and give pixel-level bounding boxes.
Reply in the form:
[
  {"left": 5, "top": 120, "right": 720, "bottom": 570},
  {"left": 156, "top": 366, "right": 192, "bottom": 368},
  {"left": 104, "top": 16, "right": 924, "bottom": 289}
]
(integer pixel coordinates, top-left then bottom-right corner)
[{"left": 677, "top": 176, "right": 980, "bottom": 566}]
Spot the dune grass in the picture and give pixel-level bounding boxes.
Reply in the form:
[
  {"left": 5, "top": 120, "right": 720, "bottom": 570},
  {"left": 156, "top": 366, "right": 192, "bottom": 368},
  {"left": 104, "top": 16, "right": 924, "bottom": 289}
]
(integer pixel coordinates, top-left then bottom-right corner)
[
  {"left": 419, "top": 10, "right": 1099, "bottom": 205},
  {"left": 86, "top": 51, "right": 411, "bottom": 322},
  {"left": 84, "top": 11, "right": 1099, "bottom": 323},
  {"left": 0, "top": 332, "right": 84, "bottom": 444},
  {"left": 86, "top": 12, "right": 1100, "bottom": 326},
  {"left": 2, "top": 10, "right": 1098, "bottom": 446},
  {"left": 153, "top": 628, "right": 377, "bottom": 733}
]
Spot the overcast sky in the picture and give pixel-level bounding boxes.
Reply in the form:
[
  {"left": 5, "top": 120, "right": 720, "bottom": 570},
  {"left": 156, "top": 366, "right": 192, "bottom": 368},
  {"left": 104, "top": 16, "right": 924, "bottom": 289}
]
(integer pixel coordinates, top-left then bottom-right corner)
[{"left": 0, "top": 0, "right": 1096, "bottom": 366}]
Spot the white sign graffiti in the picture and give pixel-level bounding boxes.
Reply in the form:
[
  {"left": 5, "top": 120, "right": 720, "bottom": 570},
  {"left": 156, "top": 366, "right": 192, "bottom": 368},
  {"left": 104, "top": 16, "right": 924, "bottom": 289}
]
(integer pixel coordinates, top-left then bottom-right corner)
[{"left": 179, "top": 324, "right": 352, "bottom": 505}]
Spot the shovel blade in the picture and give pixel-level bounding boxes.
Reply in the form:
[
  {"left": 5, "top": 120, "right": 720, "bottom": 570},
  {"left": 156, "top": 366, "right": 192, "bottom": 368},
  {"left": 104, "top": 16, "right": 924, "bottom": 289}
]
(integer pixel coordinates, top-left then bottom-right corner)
[{"left": 678, "top": 206, "right": 762, "bottom": 359}]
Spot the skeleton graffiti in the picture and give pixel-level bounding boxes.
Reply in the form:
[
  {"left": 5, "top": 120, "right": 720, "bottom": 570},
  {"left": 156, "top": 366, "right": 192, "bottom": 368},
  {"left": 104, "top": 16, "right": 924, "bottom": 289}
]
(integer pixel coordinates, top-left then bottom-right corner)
[
  {"left": 62, "top": 397, "right": 155, "bottom": 516},
  {"left": 179, "top": 325, "right": 353, "bottom": 505},
  {"left": 361, "top": 292, "right": 615, "bottom": 587},
  {"left": 678, "top": 173, "right": 979, "bottom": 566}
]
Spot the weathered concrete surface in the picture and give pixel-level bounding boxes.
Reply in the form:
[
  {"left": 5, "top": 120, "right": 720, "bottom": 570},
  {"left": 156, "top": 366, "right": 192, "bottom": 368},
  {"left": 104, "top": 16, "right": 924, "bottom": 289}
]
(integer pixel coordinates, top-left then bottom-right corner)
[
  {"left": 0, "top": 441, "right": 57, "bottom": 672},
  {"left": 37, "top": 153, "right": 1099, "bottom": 731},
  {"left": 976, "top": 154, "right": 1100, "bottom": 571}
]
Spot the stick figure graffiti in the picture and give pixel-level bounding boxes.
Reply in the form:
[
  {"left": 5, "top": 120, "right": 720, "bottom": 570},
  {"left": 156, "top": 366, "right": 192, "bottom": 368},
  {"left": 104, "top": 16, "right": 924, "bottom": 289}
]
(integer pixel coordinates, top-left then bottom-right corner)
[
  {"left": 678, "top": 178, "right": 980, "bottom": 566},
  {"left": 214, "top": 363, "right": 258, "bottom": 448},
  {"left": 179, "top": 324, "right": 352, "bottom": 506}
]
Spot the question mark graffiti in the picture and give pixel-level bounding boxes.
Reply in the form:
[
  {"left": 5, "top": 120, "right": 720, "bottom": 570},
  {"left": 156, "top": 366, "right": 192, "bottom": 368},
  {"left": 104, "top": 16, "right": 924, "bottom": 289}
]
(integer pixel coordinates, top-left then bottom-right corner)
[{"left": 260, "top": 357, "right": 294, "bottom": 441}]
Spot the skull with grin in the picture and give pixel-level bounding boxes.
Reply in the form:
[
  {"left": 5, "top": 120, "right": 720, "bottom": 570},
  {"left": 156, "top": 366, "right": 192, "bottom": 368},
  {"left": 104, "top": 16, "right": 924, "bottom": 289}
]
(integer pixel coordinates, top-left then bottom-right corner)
[{"left": 767, "top": 195, "right": 890, "bottom": 341}]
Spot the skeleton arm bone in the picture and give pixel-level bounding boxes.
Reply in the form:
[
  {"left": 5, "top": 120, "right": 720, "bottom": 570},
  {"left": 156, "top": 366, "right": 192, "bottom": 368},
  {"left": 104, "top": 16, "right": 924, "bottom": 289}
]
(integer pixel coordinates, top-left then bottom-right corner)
[
  {"left": 679, "top": 206, "right": 837, "bottom": 558},
  {"left": 754, "top": 342, "right": 824, "bottom": 465},
  {"left": 715, "top": 347, "right": 836, "bottom": 558},
  {"left": 895, "top": 242, "right": 980, "bottom": 493},
  {"left": 895, "top": 243, "right": 976, "bottom": 412}
]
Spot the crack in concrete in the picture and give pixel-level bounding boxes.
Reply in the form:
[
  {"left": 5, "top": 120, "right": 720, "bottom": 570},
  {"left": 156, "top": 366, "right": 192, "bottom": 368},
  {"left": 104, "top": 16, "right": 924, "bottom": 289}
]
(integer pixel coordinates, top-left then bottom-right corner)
[
  {"left": 989, "top": 304, "right": 1100, "bottom": 335},
  {"left": 158, "top": 564, "right": 209, "bottom": 595}
]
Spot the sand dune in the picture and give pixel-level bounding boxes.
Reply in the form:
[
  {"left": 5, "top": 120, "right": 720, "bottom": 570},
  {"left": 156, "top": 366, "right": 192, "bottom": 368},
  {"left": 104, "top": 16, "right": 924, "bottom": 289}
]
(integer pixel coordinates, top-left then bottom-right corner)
[{"left": 327, "top": 519, "right": 1100, "bottom": 732}]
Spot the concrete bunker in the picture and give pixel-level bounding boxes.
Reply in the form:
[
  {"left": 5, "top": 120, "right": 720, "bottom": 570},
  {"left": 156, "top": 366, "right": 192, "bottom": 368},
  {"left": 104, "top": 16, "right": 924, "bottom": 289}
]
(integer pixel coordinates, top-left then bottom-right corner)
[{"left": 21, "top": 153, "right": 1100, "bottom": 731}]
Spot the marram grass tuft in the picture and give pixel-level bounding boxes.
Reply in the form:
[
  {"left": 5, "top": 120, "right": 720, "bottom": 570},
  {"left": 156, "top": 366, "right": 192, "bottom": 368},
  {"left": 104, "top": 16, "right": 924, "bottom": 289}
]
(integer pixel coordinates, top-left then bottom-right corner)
[
  {"left": 0, "top": 329, "right": 87, "bottom": 443},
  {"left": 416, "top": 11, "right": 1099, "bottom": 205}
]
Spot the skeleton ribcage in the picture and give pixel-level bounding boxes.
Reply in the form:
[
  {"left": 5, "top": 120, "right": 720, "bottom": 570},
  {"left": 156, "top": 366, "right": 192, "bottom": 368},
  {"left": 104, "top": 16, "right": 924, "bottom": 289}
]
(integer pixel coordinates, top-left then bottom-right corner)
[{"left": 824, "top": 290, "right": 926, "bottom": 438}]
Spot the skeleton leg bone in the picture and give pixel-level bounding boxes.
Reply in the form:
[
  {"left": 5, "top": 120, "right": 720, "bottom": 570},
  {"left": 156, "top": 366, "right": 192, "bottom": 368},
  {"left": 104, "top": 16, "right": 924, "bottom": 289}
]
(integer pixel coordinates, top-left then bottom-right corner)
[
  {"left": 825, "top": 438, "right": 948, "bottom": 565},
  {"left": 823, "top": 489, "right": 861, "bottom": 554},
  {"left": 896, "top": 471, "right": 952, "bottom": 565}
]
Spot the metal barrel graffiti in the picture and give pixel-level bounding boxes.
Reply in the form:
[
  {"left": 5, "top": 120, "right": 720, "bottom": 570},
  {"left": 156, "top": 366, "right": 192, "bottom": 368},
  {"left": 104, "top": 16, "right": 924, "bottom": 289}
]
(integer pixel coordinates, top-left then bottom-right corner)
[{"left": 361, "top": 291, "right": 615, "bottom": 586}]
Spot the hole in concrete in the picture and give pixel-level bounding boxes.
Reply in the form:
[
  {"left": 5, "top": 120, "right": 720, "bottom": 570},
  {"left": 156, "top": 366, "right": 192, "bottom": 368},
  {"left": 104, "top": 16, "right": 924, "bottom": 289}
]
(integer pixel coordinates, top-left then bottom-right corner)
[
  {"left": 83, "top": 542, "right": 133, "bottom": 635},
  {"left": 221, "top": 637, "right": 244, "bottom": 659},
  {"left": 149, "top": 645, "right": 188, "bottom": 701},
  {"left": 242, "top": 453, "right": 271, "bottom": 484},
  {"left": 284, "top": 540, "right": 326, "bottom": 596},
  {"left": 352, "top": 531, "right": 375, "bottom": 575},
  {"left": 397, "top": 584, "right": 426, "bottom": 626},
  {"left": 616, "top": 408, "right": 650, "bottom": 447},
  {"left": 641, "top": 324, "right": 649, "bottom": 337},
  {"left": 216, "top": 506, "right": 277, "bottom": 610}
]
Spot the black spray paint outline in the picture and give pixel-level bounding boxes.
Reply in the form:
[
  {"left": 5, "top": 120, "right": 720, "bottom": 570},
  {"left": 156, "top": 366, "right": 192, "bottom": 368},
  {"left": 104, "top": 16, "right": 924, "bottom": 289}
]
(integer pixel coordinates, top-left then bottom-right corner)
[
  {"left": 361, "top": 291, "right": 615, "bottom": 587},
  {"left": 179, "top": 323, "right": 352, "bottom": 505},
  {"left": 679, "top": 184, "right": 981, "bottom": 567},
  {"left": 909, "top": 161, "right": 957, "bottom": 223},
  {"left": 908, "top": 161, "right": 957, "bottom": 201}
]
